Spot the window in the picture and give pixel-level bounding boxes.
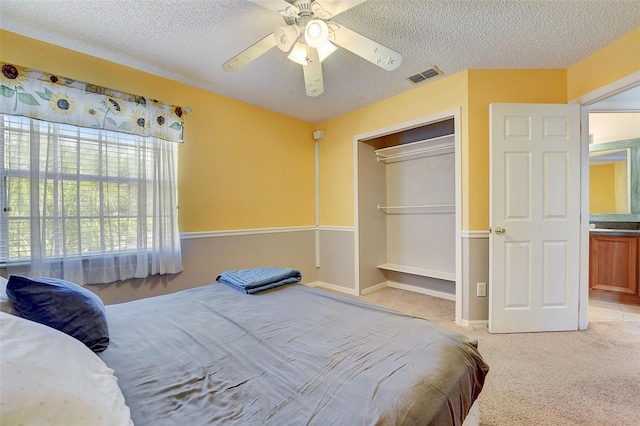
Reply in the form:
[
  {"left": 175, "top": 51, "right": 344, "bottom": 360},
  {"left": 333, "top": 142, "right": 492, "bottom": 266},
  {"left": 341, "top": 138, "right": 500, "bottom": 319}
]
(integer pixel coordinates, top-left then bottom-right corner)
[{"left": 1, "top": 114, "right": 182, "bottom": 284}]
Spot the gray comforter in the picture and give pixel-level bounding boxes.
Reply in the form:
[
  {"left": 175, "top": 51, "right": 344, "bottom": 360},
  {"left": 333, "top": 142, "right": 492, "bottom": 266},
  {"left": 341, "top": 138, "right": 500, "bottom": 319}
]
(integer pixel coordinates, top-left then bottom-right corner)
[{"left": 100, "top": 284, "right": 488, "bottom": 425}]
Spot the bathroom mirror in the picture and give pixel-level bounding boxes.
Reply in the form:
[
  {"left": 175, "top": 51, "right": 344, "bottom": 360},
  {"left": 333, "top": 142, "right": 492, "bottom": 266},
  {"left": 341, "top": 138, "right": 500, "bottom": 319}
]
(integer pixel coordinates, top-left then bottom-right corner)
[
  {"left": 587, "top": 89, "right": 640, "bottom": 223},
  {"left": 589, "top": 148, "right": 630, "bottom": 214},
  {"left": 588, "top": 138, "right": 640, "bottom": 223}
]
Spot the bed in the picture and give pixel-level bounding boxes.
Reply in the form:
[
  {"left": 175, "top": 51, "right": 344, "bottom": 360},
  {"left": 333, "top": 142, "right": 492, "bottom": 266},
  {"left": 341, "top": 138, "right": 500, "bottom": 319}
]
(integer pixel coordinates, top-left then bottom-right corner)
[{"left": 1, "top": 276, "right": 488, "bottom": 425}]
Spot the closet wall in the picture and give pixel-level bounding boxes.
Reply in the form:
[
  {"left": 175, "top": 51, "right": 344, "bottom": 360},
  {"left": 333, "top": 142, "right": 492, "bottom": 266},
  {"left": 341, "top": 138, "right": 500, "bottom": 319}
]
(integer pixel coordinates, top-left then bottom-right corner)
[{"left": 358, "top": 119, "right": 457, "bottom": 298}]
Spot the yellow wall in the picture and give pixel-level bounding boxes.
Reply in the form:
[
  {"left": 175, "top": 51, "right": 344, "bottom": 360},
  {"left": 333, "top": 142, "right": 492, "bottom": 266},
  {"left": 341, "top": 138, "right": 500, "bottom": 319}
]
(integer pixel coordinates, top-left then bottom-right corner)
[
  {"left": 316, "top": 23, "right": 639, "bottom": 230},
  {"left": 589, "top": 164, "right": 617, "bottom": 214},
  {"left": 317, "top": 71, "right": 469, "bottom": 226},
  {"left": 318, "top": 69, "right": 567, "bottom": 230},
  {"left": 0, "top": 30, "right": 316, "bottom": 232},
  {"left": 568, "top": 27, "right": 640, "bottom": 100},
  {"left": 466, "top": 69, "right": 567, "bottom": 229},
  {"left": 3, "top": 25, "right": 638, "bottom": 233}
]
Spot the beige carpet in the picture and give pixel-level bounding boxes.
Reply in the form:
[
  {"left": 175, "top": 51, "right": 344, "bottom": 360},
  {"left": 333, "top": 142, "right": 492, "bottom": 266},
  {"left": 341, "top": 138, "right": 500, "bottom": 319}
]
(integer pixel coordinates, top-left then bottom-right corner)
[{"left": 352, "top": 287, "right": 640, "bottom": 426}]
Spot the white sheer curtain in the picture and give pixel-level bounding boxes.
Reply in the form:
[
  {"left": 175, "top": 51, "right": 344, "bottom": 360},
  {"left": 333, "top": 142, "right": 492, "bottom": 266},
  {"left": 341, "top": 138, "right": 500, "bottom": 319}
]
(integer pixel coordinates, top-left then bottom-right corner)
[{"left": 1, "top": 114, "right": 182, "bottom": 285}]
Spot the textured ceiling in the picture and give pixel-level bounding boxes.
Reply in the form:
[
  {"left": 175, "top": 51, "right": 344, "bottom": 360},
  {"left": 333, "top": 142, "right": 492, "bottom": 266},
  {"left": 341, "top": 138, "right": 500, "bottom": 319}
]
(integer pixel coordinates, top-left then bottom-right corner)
[{"left": 1, "top": 0, "right": 639, "bottom": 123}]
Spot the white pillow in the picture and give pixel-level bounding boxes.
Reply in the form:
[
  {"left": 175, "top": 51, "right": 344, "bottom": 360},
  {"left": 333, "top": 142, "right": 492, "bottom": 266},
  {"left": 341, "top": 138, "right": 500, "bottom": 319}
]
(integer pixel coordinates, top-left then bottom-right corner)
[
  {"left": 0, "top": 312, "right": 133, "bottom": 426},
  {"left": 0, "top": 275, "right": 19, "bottom": 316}
]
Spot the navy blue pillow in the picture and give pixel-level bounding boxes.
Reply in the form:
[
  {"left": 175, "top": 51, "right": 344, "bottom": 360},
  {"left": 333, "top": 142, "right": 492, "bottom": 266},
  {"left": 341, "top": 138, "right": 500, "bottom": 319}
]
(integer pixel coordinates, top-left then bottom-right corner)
[{"left": 6, "top": 276, "right": 109, "bottom": 352}]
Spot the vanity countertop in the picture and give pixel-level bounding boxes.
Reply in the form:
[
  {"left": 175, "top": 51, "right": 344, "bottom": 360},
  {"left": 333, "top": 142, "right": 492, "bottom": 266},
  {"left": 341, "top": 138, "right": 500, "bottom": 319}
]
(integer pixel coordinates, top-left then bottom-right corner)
[{"left": 589, "top": 229, "right": 640, "bottom": 236}]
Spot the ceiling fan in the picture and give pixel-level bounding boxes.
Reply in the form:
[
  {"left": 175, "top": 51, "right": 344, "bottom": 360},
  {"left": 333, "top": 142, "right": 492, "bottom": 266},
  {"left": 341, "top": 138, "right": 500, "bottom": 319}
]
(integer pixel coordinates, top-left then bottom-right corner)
[{"left": 223, "top": 0, "right": 402, "bottom": 97}]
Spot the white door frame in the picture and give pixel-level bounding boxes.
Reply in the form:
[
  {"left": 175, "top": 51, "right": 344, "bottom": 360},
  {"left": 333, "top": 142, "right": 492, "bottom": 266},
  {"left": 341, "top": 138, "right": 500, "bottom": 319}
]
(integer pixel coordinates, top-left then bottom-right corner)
[
  {"left": 569, "top": 71, "right": 640, "bottom": 330},
  {"left": 353, "top": 108, "right": 463, "bottom": 324}
]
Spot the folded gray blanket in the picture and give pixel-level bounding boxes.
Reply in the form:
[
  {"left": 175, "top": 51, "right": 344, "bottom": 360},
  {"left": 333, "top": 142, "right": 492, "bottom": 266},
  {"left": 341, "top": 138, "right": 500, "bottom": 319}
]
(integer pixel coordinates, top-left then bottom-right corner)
[{"left": 216, "top": 267, "right": 302, "bottom": 294}]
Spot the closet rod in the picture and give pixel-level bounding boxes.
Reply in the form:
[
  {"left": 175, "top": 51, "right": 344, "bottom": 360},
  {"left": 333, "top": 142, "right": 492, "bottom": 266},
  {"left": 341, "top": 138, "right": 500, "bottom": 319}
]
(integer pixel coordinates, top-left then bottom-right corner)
[{"left": 376, "top": 144, "right": 454, "bottom": 162}]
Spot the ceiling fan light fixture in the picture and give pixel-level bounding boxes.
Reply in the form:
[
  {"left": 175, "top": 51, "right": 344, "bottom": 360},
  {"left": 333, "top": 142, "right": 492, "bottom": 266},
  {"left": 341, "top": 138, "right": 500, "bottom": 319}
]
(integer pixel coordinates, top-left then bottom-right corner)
[
  {"left": 305, "top": 19, "right": 329, "bottom": 48},
  {"left": 274, "top": 25, "right": 299, "bottom": 52},
  {"left": 316, "top": 40, "right": 337, "bottom": 62},
  {"left": 287, "top": 42, "right": 309, "bottom": 66},
  {"left": 288, "top": 40, "right": 336, "bottom": 66}
]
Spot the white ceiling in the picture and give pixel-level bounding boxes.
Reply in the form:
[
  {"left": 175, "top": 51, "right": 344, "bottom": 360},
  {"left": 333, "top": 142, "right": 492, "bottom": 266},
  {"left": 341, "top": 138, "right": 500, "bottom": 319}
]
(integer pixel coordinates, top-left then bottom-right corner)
[
  {"left": 591, "top": 86, "right": 640, "bottom": 110},
  {"left": 1, "top": 0, "right": 639, "bottom": 123}
]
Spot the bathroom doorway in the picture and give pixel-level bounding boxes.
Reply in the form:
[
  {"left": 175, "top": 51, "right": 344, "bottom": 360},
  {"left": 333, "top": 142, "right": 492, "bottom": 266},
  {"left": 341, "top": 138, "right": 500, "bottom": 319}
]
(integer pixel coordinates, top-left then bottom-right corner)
[{"left": 586, "top": 86, "right": 640, "bottom": 320}]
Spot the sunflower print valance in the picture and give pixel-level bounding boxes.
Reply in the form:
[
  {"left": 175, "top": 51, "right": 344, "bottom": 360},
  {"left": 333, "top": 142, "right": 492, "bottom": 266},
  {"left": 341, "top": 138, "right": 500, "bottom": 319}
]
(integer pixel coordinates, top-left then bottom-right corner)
[{"left": 0, "top": 62, "right": 188, "bottom": 143}]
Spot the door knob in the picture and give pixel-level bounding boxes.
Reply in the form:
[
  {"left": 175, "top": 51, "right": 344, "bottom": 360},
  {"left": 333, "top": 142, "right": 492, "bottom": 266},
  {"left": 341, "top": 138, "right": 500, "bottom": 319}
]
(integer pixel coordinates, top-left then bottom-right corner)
[{"left": 495, "top": 226, "right": 506, "bottom": 235}]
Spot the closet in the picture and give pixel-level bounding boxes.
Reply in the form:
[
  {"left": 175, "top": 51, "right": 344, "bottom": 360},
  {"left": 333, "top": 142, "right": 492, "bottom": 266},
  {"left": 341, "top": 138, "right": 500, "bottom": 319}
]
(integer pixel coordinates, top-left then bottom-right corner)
[{"left": 357, "top": 117, "right": 458, "bottom": 300}]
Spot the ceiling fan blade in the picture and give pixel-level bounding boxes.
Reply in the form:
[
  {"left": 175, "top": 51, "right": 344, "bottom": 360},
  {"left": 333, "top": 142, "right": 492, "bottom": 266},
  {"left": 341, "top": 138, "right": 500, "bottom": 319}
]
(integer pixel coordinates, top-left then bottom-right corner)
[
  {"left": 312, "top": 0, "right": 367, "bottom": 18},
  {"left": 331, "top": 24, "right": 402, "bottom": 71},
  {"left": 247, "top": 0, "right": 300, "bottom": 16},
  {"left": 223, "top": 34, "right": 277, "bottom": 72},
  {"left": 302, "top": 48, "right": 324, "bottom": 97}
]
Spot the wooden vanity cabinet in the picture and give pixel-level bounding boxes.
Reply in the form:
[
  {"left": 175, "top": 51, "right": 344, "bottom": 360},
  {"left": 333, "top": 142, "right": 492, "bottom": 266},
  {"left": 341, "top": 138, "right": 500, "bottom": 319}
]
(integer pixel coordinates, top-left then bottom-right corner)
[{"left": 589, "top": 233, "right": 640, "bottom": 305}]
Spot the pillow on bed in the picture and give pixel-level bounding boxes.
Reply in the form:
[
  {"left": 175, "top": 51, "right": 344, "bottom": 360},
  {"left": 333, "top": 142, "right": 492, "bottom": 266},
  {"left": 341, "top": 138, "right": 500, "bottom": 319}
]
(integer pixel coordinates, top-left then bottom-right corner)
[
  {"left": 6, "top": 275, "right": 109, "bottom": 352},
  {"left": 0, "top": 275, "right": 19, "bottom": 316},
  {"left": 0, "top": 312, "right": 133, "bottom": 426}
]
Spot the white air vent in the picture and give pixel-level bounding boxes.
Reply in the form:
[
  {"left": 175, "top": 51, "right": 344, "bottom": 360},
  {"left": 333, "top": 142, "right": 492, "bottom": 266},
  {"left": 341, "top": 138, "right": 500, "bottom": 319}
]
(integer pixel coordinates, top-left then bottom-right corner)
[{"left": 407, "top": 66, "right": 443, "bottom": 84}]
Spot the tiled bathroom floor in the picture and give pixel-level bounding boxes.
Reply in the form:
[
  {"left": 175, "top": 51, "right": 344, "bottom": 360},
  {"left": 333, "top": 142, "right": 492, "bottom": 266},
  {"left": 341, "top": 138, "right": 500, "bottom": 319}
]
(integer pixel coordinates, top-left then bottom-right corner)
[{"left": 589, "top": 298, "right": 640, "bottom": 322}]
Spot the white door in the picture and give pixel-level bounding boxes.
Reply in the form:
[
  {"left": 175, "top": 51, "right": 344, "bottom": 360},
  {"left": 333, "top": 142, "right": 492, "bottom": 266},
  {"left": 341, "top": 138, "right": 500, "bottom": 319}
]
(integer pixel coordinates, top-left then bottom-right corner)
[{"left": 489, "top": 103, "right": 581, "bottom": 333}]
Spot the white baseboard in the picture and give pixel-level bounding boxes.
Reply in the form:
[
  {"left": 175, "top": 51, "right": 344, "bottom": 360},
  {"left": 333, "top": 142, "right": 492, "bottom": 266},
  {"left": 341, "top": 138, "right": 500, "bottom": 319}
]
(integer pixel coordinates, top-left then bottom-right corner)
[
  {"left": 310, "top": 280, "right": 488, "bottom": 327},
  {"left": 387, "top": 280, "right": 456, "bottom": 301},
  {"left": 360, "top": 281, "right": 388, "bottom": 295},
  {"left": 310, "top": 279, "right": 459, "bottom": 303},
  {"left": 306, "top": 281, "right": 358, "bottom": 296},
  {"left": 460, "top": 319, "right": 488, "bottom": 328}
]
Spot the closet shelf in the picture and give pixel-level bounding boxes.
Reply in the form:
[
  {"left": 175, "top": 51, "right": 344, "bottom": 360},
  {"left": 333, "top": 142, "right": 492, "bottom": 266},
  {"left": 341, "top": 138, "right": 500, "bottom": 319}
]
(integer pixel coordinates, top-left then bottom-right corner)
[
  {"left": 377, "top": 204, "right": 455, "bottom": 214},
  {"left": 377, "top": 263, "right": 455, "bottom": 282},
  {"left": 375, "top": 134, "right": 455, "bottom": 163}
]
